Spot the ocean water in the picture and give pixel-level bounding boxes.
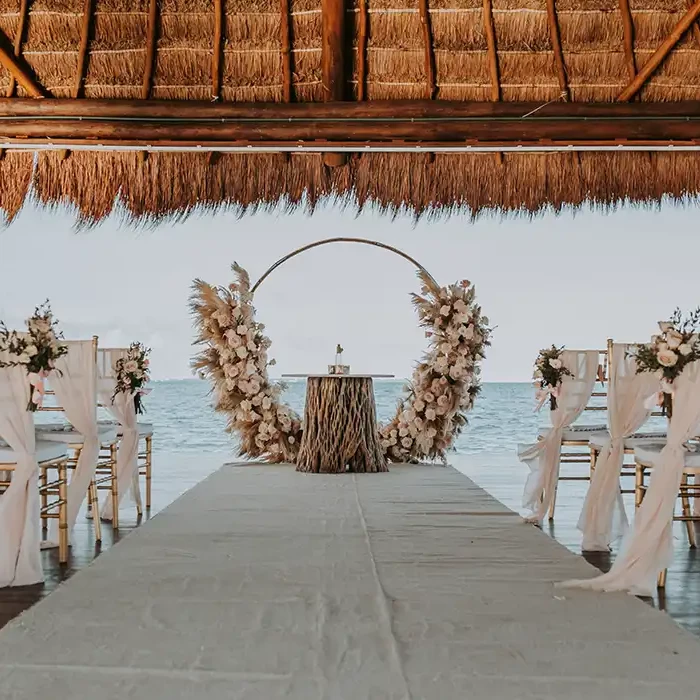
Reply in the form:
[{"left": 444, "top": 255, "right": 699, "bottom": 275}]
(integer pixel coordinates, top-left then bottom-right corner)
[{"left": 144, "top": 379, "right": 543, "bottom": 458}]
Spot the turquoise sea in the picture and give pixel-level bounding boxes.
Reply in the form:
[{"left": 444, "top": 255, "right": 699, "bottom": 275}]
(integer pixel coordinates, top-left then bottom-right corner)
[{"left": 145, "top": 380, "right": 541, "bottom": 457}]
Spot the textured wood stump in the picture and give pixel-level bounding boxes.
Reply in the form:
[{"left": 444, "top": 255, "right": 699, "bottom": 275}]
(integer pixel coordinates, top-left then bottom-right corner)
[{"left": 296, "top": 376, "right": 388, "bottom": 473}]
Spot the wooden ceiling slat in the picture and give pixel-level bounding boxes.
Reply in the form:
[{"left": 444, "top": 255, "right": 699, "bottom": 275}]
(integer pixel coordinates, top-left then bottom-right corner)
[
  {"left": 142, "top": 0, "right": 159, "bottom": 101},
  {"left": 357, "top": 0, "right": 368, "bottom": 101},
  {"left": 482, "top": 0, "right": 501, "bottom": 103},
  {"left": 618, "top": 0, "right": 638, "bottom": 82},
  {"left": 74, "top": 0, "right": 94, "bottom": 99}
]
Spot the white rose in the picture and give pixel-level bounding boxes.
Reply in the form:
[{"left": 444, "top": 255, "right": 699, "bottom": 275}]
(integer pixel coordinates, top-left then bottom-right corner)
[
  {"left": 414, "top": 399, "right": 425, "bottom": 412},
  {"left": 399, "top": 427, "right": 409, "bottom": 437},
  {"left": 437, "top": 395, "right": 449, "bottom": 407},
  {"left": 424, "top": 392, "right": 435, "bottom": 403},
  {"left": 425, "top": 408, "right": 437, "bottom": 421},
  {"left": 235, "top": 346, "right": 248, "bottom": 359},
  {"left": 25, "top": 344, "right": 38, "bottom": 357},
  {"left": 237, "top": 325, "right": 248, "bottom": 335},
  {"left": 439, "top": 305, "right": 451, "bottom": 317},
  {"left": 247, "top": 341, "right": 258, "bottom": 352},
  {"left": 453, "top": 299, "right": 467, "bottom": 313},
  {"left": 678, "top": 343, "right": 693, "bottom": 357},
  {"left": 262, "top": 397, "right": 272, "bottom": 411},
  {"left": 657, "top": 349, "right": 678, "bottom": 367},
  {"left": 548, "top": 358, "right": 562, "bottom": 370},
  {"left": 658, "top": 321, "right": 673, "bottom": 332},
  {"left": 124, "top": 360, "right": 138, "bottom": 373},
  {"left": 666, "top": 329, "right": 683, "bottom": 349},
  {"left": 401, "top": 437, "right": 412, "bottom": 448}
]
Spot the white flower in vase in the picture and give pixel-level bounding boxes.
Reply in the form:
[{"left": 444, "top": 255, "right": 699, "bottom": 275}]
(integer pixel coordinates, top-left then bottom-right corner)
[
  {"left": 425, "top": 408, "right": 437, "bottom": 421},
  {"left": 658, "top": 321, "right": 673, "bottom": 332},
  {"left": 657, "top": 349, "right": 678, "bottom": 367},
  {"left": 124, "top": 360, "right": 139, "bottom": 373},
  {"left": 679, "top": 343, "right": 693, "bottom": 357},
  {"left": 548, "top": 358, "right": 562, "bottom": 370}
]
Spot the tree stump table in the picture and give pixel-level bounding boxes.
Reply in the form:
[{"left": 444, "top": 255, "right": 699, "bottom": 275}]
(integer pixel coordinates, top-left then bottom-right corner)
[{"left": 291, "top": 375, "right": 390, "bottom": 474}]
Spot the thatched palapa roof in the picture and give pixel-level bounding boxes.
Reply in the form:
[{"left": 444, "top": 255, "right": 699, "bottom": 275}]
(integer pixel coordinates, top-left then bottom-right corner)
[{"left": 0, "top": 0, "right": 698, "bottom": 224}]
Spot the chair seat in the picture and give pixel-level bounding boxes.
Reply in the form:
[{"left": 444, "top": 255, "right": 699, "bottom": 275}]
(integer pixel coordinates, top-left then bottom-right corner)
[
  {"left": 35, "top": 424, "right": 118, "bottom": 446},
  {"left": 634, "top": 443, "right": 700, "bottom": 472},
  {"left": 98, "top": 420, "right": 153, "bottom": 438},
  {"left": 0, "top": 441, "right": 68, "bottom": 465},
  {"left": 539, "top": 424, "right": 607, "bottom": 442},
  {"left": 588, "top": 430, "right": 667, "bottom": 451}
]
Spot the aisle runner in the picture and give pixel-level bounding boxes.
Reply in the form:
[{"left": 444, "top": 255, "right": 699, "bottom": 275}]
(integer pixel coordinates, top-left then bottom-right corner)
[{"left": 0, "top": 465, "right": 699, "bottom": 699}]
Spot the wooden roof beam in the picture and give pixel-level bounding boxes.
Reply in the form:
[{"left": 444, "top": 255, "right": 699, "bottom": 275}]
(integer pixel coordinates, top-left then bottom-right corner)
[
  {"left": 618, "top": 0, "right": 637, "bottom": 81},
  {"left": 0, "top": 27, "right": 45, "bottom": 98},
  {"left": 6, "top": 0, "right": 30, "bottom": 98},
  {"left": 142, "top": 0, "right": 159, "bottom": 100},
  {"left": 618, "top": 0, "right": 700, "bottom": 101},
  {"left": 546, "top": 0, "right": 569, "bottom": 101},
  {"left": 280, "top": 0, "right": 293, "bottom": 102},
  {"left": 482, "top": 0, "right": 501, "bottom": 102},
  {"left": 688, "top": 0, "right": 700, "bottom": 49},
  {"left": 357, "top": 0, "right": 368, "bottom": 101},
  {"left": 212, "top": 0, "right": 224, "bottom": 100},
  {"left": 418, "top": 0, "right": 437, "bottom": 100},
  {"left": 321, "top": 0, "right": 347, "bottom": 166}
]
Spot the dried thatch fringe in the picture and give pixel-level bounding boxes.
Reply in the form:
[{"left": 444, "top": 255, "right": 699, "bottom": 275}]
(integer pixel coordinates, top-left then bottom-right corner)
[
  {"left": 21, "top": 150, "right": 700, "bottom": 227},
  {"left": 0, "top": 152, "right": 33, "bottom": 226}
]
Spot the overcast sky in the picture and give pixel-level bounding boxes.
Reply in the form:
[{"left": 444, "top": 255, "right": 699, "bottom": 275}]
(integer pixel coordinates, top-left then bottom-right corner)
[{"left": 1, "top": 199, "right": 699, "bottom": 382}]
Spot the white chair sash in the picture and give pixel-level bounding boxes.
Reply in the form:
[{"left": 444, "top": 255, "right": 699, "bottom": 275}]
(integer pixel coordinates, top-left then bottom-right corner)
[
  {"left": 49, "top": 340, "right": 99, "bottom": 539},
  {"left": 97, "top": 348, "right": 141, "bottom": 520},
  {"left": 0, "top": 365, "right": 42, "bottom": 587},
  {"left": 560, "top": 361, "right": 700, "bottom": 596},
  {"left": 518, "top": 349, "right": 599, "bottom": 522},
  {"left": 577, "top": 343, "right": 658, "bottom": 551}
]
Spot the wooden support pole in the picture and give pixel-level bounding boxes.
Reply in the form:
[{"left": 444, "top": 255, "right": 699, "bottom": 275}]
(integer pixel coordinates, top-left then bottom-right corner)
[
  {"left": 418, "top": 0, "right": 437, "bottom": 99},
  {"left": 280, "top": 0, "right": 293, "bottom": 102},
  {"left": 482, "top": 0, "right": 501, "bottom": 102},
  {"left": 618, "top": 0, "right": 700, "bottom": 102},
  {"left": 546, "top": 0, "right": 570, "bottom": 101},
  {"left": 6, "top": 0, "right": 30, "bottom": 98},
  {"left": 321, "top": 0, "right": 347, "bottom": 166},
  {"left": 619, "top": 0, "right": 637, "bottom": 81},
  {"left": 212, "top": 0, "right": 224, "bottom": 100},
  {"left": 142, "top": 0, "right": 159, "bottom": 100},
  {"left": 357, "top": 0, "right": 368, "bottom": 101}
]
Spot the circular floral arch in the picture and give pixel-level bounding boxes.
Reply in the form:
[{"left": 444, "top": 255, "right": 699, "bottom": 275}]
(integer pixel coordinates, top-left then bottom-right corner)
[{"left": 191, "top": 238, "right": 490, "bottom": 464}]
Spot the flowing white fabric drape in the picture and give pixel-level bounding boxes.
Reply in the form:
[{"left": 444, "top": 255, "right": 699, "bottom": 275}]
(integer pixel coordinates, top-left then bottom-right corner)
[
  {"left": 49, "top": 341, "right": 98, "bottom": 539},
  {"left": 561, "top": 361, "right": 700, "bottom": 596},
  {"left": 577, "top": 344, "right": 658, "bottom": 552},
  {"left": 0, "top": 365, "right": 43, "bottom": 587},
  {"left": 97, "top": 349, "right": 141, "bottom": 520},
  {"left": 518, "top": 350, "right": 599, "bottom": 522}
]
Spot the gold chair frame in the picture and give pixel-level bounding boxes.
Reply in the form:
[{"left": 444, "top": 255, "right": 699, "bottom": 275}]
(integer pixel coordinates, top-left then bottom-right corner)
[
  {"left": 0, "top": 454, "right": 69, "bottom": 564},
  {"left": 38, "top": 336, "right": 120, "bottom": 537},
  {"left": 634, "top": 454, "right": 700, "bottom": 589},
  {"left": 546, "top": 342, "right": 609, "bottom": 520}
]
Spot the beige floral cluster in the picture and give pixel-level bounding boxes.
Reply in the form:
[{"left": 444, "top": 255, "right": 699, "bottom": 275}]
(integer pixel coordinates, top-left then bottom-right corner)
[
  {"left": 380, "top": 273, "right": 490, "bottom": 463},
  {"left": 190, "top": 264, "right": 302, "bottom": 462}
]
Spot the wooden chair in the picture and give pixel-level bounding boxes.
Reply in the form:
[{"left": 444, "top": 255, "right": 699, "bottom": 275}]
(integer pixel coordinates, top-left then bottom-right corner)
[
  {"left": 633, "top": 441, "right": 700, "bottom": 588},
  {"left": 0, "top": 441, "right": 70, "bottom": 564},
  {"left": 35, "top": 337, "right": 120, "bottom": 537},
  {"left": 540, "top": 345, "right": 609, "bottom": 520}
]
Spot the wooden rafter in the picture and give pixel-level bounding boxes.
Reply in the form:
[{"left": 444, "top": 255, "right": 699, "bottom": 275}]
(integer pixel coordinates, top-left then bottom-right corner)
[
  {"left": 688, "top": 0, "right": 700, "bottom": 48},
  {"left": 618, "top": 0, "right": 700, "bottom": 101},
  {"left": 6, "top": 0, "right": 30, "bottom": 98},
  {"left": 482, "top": 0, "right": 501, "bottom": 102},
  {"left": 357, "top": 0, "right": 368, "bottom": 101},
  {"left": 280, "top": 0, "right": 293, "bottom": 102},
  {"left": 212, "top": 0, "right": 224, "bottom": 100},
  {"left": 546, "top": 0, "right": 570, "bottom": 100},
  {"left": 321, "top": 0, "right": 346, "bottom": 165},
  {"left": 74, "top": 0, "right": 94, "bottom": 98},
  {"left": 618, "top": 0, "right": 637, "bottom": 81},
  {"left": 0, "top": 42, "right": 44, "bottom": 98},
  {"left": 418, "top": 0, "right": 437, "bottom": 99},
  {"left": 142, "top": 0, "right": 159, "bottom": 100}
]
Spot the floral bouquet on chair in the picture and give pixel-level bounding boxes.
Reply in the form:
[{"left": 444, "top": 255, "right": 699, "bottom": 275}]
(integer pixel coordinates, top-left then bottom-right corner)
[
  {"left": 112, "top": 342, "right": 151, "bottom": 415},
  {"left": 630, "top": 308, "right": 700, "bottom": 418},
  {"left": 532, "top": 345, "right": 573, "bottom": 411},
  {"left": 0, "top": 301, "right": 68, "bottom": 411}
]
